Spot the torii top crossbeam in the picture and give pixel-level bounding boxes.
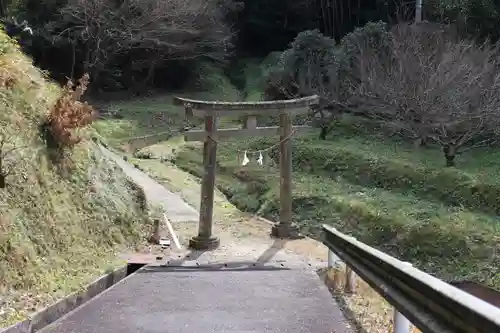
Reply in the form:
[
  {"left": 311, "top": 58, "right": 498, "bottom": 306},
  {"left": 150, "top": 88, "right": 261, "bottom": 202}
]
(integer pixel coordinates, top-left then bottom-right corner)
[{"left": 173, "top": 95, "right": 320, "bottom": 118}]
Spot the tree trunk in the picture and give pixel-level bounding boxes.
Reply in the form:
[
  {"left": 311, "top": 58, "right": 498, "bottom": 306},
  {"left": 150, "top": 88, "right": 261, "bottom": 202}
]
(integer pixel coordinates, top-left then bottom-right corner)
[
  {"left": 443, "top": 145, "right": 456, "bottom": 167},
  {"left": 319, "top": 122, "right": 336, "bottom": 140},
  {"left": 70, "top": 42, "right": 76, "bottom": 80},
  {"left": 143, "top": 59, "right": 157, "bottom": 85},
  {"left": 0, "top": 173, "right": 5, "bottom": 188},
  {"left": 420, "top": 136, "right": 428, "bottom": 147},
  {"left": 0, "top": 0, "right": 5, "bottom": 18},
  {"left": 319, "top": 126, "right": 327, "bottom": 140},
  {"left": 413, "top": 136, "right": 428, "bottom": 148}
]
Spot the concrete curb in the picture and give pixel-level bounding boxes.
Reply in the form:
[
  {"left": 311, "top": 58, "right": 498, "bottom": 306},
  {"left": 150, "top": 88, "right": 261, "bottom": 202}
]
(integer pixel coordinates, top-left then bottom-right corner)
[{"left": 1, "top": 266, "right": 128, "bottom": 333}]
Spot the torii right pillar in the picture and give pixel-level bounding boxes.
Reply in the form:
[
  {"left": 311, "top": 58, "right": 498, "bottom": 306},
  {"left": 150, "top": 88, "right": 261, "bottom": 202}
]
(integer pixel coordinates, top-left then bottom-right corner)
[{"left": 271, "top": 110, "right": 303, "bottom": 239}]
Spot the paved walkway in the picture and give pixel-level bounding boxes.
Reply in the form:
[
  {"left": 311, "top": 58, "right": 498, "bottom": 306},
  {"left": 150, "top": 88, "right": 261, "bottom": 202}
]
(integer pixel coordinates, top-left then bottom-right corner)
[
  {"left": 99, "top": 145, "right": 199, "bottom": 222},
  {"left": 40, "top": 262, "right": 352, "bottom": 333},
  {"left": 83, "top": 144, "right": 354, "bottom": 333}
]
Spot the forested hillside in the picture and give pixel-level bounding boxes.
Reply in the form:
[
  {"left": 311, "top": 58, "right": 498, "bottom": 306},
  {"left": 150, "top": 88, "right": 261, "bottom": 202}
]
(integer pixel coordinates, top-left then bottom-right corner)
[{"left": 4, "top": 0, "right": 500, "bottom": 93}]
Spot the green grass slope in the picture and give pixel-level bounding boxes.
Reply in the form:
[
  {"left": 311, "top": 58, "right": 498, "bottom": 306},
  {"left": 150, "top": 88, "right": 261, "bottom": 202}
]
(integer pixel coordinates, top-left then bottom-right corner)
[
  {"left": 92, "top": 62, "right": 242, "bottom": 149},
  {"left": 170, "top": 57, "right": 500, "bottom": 288},
  {"left": 261, "top": 119, "right": 500, "bottom": 216},
  {"left": 94, "top": 56, "right": 500, "bottom": 288},
  {"left": 174, "top": 134, "right": 500, "bottom": 287},
  {"left": 0, "top": 31, "right": 149, "bottom": 327}
]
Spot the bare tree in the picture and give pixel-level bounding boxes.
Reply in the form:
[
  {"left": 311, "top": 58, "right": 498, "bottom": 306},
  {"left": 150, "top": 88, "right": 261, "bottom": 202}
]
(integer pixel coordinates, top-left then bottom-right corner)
[
  {"left": 357, "top": 23, "right": 500, "bottom": 166},
  {"left": 48, "top": 0, "right": 235, "bottom": 84},
  {"left": 427, "top": 44, "right": 500, "bottom": 166}
]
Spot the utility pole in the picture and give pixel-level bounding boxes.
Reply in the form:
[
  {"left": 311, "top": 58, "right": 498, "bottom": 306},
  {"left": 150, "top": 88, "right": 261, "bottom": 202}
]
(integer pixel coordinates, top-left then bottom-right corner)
[{"left": 415, "top": 0, "right": 423, "bottom": 23}]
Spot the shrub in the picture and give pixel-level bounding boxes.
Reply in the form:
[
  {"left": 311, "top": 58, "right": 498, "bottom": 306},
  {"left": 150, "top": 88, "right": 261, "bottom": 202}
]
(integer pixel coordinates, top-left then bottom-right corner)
[
  {"left": 338, "top": 21, "right": 394, "bottom": 89},
  {"left": 266, "top": 29, "right": 339, "bottom": 101},
  {"left": 42, "top": 74, "right": 95, "bottom": 158}
]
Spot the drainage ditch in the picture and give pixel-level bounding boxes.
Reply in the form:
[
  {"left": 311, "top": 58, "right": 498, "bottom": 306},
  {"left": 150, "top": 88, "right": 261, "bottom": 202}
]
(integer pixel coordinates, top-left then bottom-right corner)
[{"left": 127, "top": 263, "right": 147, "bottom": 275}]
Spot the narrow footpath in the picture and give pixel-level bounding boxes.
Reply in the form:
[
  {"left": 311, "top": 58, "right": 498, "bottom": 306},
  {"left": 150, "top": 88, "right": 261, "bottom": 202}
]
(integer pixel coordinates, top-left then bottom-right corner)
[
  {"left": 99, "top": 145, "right": 199, "bottom": 223},
  {"left": 75, "top": 144, "right": 355, "bottom": 333}
]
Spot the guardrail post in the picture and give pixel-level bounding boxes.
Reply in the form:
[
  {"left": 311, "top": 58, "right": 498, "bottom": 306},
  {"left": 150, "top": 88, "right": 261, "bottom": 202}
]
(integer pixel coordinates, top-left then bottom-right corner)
[
  {"left": 342, "top": 236, "right": 357, "bottom": 294},
  {"left": 344, "top": 266, "right": 356, "bottom": 294},
  {"left": 328, "top": 245, "right": 356, "bottom": 294},
  {"left": 326, "top": 249, "right": 343, "bottom": 290},
  {"left": 393, "top": 310, "right": 411, "bottom": 333},
  {"left": 327, "top": 249, "right": 341, "bottom": 268},
  {"left": 393, "top": 262, "right": 412, "bottom": 333}
]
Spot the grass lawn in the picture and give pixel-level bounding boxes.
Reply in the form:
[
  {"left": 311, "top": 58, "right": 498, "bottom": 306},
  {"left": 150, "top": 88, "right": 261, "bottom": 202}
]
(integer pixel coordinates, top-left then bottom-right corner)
[{"left": 92, "top": 94, "right": 185, "bottom": 141}]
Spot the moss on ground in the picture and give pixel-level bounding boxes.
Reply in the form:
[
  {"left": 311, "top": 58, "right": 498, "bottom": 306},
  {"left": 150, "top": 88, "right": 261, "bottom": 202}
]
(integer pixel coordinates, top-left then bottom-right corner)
[{"left": 0, "top": 30, "right": 149, "bottom": 327}]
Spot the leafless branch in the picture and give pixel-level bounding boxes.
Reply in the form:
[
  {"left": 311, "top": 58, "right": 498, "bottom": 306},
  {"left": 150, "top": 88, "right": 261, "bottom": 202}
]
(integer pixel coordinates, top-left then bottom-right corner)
[
  {"left": 50, "top": 0, "right": 234, "bottom": 79},
  {"left": 356, "top": 23, "right": 500, "bottom": 165}
]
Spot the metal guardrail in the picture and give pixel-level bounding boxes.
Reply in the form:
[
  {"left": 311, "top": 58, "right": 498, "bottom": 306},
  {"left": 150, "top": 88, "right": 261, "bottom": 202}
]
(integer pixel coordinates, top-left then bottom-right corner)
[{"left": 322, "top": 224, "right": 500, "bottom": 333}]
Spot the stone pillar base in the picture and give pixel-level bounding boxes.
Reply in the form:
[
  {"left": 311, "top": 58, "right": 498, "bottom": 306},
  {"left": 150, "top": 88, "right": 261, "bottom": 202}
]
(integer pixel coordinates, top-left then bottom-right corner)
[
  {"left": 270, "top": 223, "right": 304, "bottom": 239},
  {"left": 189, "top": 235, "right": 220, "bottom": 250}
]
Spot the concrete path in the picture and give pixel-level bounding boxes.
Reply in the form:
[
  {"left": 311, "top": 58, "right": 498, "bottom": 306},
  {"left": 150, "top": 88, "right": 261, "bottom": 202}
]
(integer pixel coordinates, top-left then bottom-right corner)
[
  {"left": 87, "top": 144, "right": 353, "bottom": 333},
  {"left": 99, "top": 145, "right": 199, "bottom": 223},
  {"left": 39, "top": 263, "right": 352, "bottom": 333}
]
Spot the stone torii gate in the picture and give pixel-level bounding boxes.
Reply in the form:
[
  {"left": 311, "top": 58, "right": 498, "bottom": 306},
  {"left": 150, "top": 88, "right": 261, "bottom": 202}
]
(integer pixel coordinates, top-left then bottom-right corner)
[{"left": 173, "top": 95, "right": 319, "bottom": 250}]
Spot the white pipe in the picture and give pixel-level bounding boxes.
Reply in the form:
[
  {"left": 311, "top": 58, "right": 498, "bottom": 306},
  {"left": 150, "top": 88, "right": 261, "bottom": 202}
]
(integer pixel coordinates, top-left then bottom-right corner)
[
  {"left": 393, "top": 310, "right": 411, "bottom": 333},
  {"left": 327, "top": 249, "right": 341, "bottom": 268},
  {"left": 393, "top": 262, "right": 413, "bottom": 333},
  {"left": 163, "top": 213, "right": 182, "bottom": 250}
]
